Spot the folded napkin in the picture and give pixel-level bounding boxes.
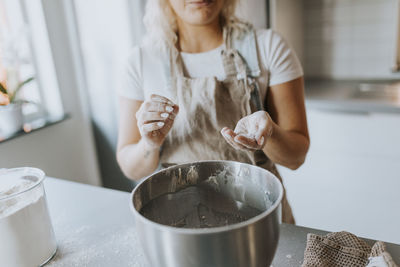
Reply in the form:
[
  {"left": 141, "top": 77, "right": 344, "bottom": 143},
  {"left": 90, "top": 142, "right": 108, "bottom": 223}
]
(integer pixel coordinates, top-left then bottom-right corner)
[{"left": 302, "top": 231, "right": 398, "bottom": 267}]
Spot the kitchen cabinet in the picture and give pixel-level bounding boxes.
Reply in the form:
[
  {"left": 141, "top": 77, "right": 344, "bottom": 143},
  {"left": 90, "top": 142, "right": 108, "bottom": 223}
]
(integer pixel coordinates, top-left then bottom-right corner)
[{"left": 278, "top": 108, "right": 400, "bottom": 244}]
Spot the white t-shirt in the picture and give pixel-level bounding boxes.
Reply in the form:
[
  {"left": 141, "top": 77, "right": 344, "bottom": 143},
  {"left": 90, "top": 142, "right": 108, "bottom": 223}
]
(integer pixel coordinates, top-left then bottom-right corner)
[{"left": 119, "top": 29, "right": 303, "bottom": 102}]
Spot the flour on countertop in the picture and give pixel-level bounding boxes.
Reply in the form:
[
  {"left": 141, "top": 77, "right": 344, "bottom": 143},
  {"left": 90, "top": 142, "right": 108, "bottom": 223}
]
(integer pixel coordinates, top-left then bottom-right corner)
[{"left": 46, "top": 224, "right": 146, "bottom": 267}]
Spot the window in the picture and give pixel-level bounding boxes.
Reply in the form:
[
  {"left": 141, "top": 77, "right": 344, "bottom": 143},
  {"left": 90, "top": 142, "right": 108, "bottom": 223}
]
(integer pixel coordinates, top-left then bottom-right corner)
[{"left": 0, "top": 0, "right": 63, "bottom": 121}]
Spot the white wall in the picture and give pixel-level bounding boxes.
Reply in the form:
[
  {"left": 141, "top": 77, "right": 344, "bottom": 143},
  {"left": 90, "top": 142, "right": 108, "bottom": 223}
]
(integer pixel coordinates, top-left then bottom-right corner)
[
  {"left": 270, "top": 0, "right": 305, "bottom": 64},
  {"left": 303, "top": 0, "right": 400, "bottom": 79},
  {"left": 272, "top": 0, "right": 400, "bottom": 79},
  {"left": 238, "top": 0, "right": 268, "bottom": 29}
]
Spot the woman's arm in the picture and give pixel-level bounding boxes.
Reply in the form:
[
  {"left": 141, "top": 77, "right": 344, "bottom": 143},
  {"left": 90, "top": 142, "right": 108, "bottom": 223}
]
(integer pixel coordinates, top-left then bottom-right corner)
[
  {"left": 221, "top": 76, "right": 309, "bottom": 170},
  {"left": 116, "top": 97, "right": 160, "bottom": 180},
  {"left": 262, "top": 76, "right": 309, "bottom": 170},
  {"left": 116, "top": 95, "right": 179, "bottom": 180}
]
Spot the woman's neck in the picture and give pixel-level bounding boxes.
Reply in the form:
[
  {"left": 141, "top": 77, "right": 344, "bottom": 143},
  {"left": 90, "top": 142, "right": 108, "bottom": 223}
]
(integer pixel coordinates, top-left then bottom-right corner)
[{"left": 176, "top": 18, "right": 223, "bottom": 53}]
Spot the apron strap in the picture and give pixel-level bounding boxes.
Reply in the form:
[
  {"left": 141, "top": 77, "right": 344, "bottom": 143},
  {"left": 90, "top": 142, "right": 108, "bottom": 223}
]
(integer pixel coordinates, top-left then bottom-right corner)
[
  {"left": 220, "top": 26, "right": 261, "bottom": 79},
  {"left": 221, "top": 26, "right": 263, "bottom": 111},
  {"left": 232, "top": 28, "right": 261, "bottom": 78}
]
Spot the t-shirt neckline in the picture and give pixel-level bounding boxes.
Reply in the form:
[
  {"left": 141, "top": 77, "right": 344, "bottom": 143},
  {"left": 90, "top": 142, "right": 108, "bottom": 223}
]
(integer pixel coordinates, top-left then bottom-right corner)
[{"left": 180, "top": 44, "right": 224, "bottom": 57}]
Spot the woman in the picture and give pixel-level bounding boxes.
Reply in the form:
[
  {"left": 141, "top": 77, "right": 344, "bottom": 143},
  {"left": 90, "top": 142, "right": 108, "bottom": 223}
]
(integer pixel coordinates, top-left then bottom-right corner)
[{"left": 117, "top": 0, "right": 309, "bottom": 223}]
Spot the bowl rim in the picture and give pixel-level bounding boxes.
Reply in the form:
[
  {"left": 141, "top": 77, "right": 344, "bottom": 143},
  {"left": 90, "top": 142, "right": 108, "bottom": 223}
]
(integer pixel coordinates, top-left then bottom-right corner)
[
  {"left": 129, "top": 160, "right": 283, "bottom": 234},
  {"left": 0, "top": 167, "right": 45, "bottom": 201}
]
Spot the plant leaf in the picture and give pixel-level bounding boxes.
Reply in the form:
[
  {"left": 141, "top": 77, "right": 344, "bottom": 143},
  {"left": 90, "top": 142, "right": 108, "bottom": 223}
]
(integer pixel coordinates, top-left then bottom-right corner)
[
  {"left": 10, "top": 77, "right": 34, "bottom": 102},
  {"left": 0, "top": 82, "right": 7, "bottom": 95}
]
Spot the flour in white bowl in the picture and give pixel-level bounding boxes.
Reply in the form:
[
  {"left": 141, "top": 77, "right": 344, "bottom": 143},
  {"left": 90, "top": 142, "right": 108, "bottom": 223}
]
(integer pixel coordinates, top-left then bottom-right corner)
[{"left": 0, "top": 172, "right": 57, "bottom": 267}]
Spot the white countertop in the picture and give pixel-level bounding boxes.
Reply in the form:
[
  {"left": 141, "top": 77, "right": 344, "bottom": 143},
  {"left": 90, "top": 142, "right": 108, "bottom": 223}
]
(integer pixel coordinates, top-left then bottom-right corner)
[
  {"left": 45, "top": 178, "right": 143, "bottom": 267},
  {"left": 43, "top": 177, "right": 400, "bottom": 267}
]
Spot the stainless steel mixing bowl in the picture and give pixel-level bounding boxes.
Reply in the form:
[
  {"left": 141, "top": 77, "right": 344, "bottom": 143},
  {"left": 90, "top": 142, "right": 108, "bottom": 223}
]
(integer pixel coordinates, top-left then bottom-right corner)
[{"left": 130, "top": 160, "right": 283, "bottom": 267}]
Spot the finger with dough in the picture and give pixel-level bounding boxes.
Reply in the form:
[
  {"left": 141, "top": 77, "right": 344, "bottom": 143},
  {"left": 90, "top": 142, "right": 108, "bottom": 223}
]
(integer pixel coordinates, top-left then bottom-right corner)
[
  {"left": 138, "top": 111, "right": 171, "bottom": 125},
  {"left": 141, "top": 121, "right": 165, "bottom": 133},
  {"left": 234, "top": 134, "right": 259, "bottom": 150},
  {"left": 221, "top": 127, "right": 248, "bottom": 150}
]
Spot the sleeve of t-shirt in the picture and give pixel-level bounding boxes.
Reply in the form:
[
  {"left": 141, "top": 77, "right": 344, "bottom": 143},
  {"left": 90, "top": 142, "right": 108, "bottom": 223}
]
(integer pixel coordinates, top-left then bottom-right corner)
[
  {"left": 257, "top": 29, "right": 304, "bottom": 86},
  {"left": 118, "top": 46, "right": 145, "bottom": 101}
]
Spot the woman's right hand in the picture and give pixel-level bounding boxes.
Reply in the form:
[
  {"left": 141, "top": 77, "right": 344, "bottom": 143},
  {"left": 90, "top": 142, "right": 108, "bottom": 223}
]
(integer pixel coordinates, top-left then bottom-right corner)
[{"left": 136, "top": 94, "right": 179, "bottom": 149}]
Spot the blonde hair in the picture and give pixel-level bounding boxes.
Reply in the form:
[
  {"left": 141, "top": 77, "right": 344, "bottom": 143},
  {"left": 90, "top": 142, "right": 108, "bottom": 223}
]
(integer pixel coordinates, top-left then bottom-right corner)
[{"left": 142, "top": 0, "right": 251, "bottom": 51}]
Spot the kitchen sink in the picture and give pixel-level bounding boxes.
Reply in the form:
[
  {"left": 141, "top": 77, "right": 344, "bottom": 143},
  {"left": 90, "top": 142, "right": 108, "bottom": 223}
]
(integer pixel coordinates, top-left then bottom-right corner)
[
  {"left": 304, "top": 79, "right": 400, "bottom": 113},
  {"left": 353, "top": 83, "right": 400, "bottom": 101}
]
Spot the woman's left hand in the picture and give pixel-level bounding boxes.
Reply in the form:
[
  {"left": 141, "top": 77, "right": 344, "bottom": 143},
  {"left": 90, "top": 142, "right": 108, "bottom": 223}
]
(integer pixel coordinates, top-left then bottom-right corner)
[{"left": 220, "top": 111, "right": 274, "bottom": 151}]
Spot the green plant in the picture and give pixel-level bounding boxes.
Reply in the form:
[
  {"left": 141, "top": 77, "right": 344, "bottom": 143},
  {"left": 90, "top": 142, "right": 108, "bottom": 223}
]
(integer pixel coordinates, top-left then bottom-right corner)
[{"left": 0, "top": 77, "right": 34, "bottom": 104}]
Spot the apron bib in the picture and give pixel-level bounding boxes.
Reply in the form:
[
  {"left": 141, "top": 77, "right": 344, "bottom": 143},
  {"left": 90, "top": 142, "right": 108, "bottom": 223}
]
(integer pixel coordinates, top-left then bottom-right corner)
[{"left": 159, "top": 25, "right": 295, "bottom": 224}]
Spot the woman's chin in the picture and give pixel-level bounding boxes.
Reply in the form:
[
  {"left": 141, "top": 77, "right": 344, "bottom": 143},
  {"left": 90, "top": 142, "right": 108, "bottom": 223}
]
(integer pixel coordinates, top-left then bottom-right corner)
[{"left": 184, "top": 11, "right": 219, "bottom": 26}]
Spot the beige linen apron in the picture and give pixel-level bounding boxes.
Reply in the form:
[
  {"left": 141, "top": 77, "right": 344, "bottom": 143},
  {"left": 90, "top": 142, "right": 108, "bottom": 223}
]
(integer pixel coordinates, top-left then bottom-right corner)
[{"left": 159, "top": 26, "right": 295, "bottom": 224}]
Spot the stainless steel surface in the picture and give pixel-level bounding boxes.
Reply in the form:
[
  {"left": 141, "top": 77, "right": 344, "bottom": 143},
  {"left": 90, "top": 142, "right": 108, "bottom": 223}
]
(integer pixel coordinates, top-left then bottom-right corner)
[
  {"left": 130, "top": 160, "right": 283, "bottom": 267},
  {"left": 355, "top": 83, "right": 400, "bottom": 100},
  {"left": 39, "top": 248, "right": 57, "bottom": 267},
  {"left": 139, "top": 184, "right": 263, "bottom": 228},
  {"left": 305, "top": 79, "right": 400, "bottom": 113}
]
